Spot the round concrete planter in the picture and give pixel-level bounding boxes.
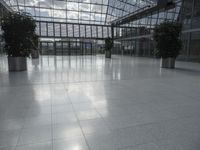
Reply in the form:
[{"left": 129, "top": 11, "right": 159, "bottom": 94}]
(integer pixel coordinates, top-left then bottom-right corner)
[
  {"left": 105, "top": 51, "right": 111, "bottom": 58},
  {"left": 161, "top": 57, "right": 175, "bottom": 69},
  {"left": 8, "top": 57, "right": 27, "bottom": 71}
]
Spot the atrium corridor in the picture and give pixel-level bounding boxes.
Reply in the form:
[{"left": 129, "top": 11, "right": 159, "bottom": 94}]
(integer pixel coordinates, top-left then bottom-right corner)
[{"left": 0, "top": 55, "right": 200, "bottom": 150}]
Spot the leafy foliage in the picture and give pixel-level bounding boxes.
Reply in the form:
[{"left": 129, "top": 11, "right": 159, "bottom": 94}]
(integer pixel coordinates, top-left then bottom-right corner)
[
  {"left": 1, "top": 12, "right": 38, "bottom": 57},
  {"left": 153, "top": 21, "right": 182, "bottom": 58},
  {"left": 105, "top": 37, "right": 113, "bottom": 52}
]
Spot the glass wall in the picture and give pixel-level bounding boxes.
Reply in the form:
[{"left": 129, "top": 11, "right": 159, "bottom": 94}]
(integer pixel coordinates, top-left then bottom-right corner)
[
  {"left": 115, "top": 0, "right": 200, "bottom": 61},
  {"left": 1, "top": 0, "right": 199, "bottom": 60},
  {"left": 39, "top": 39, "right": 97, "bottom": 56},
  {"left": 179, "top": 0, "right": 200, "bottom": 62},
  {"left": 189, "top": 32, "right": 200, "bottom": 61},
  {"left": 0, "top": 1, "right": 10, "bottom": 54},
  {"left": 36, "top": 21, "right": 114, "bottom": 39}
]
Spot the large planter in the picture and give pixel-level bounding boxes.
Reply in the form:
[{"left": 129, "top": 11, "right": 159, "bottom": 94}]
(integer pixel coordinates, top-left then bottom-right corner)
[
  {"left": 31, "top": 49, "right": 39, "bottom": 59},
  {"left": 161, "top": 57, "right": 175, "bottom": 69},
  {"left": 8, "top": 57, "right": 27, "bottom": 71},
  {"left": 105, "top": 51, "right": 111, "bottom": 58}
]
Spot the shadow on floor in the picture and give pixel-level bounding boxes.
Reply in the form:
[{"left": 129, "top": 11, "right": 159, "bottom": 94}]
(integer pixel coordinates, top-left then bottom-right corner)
[{"left": 174, "top": 67, "right": 200, "bottom": 75}]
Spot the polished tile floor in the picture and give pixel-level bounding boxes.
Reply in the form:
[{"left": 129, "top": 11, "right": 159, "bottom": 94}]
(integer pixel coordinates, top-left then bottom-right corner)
[{"left": 0, "top": 55, "right": 200, "bottom": 150}]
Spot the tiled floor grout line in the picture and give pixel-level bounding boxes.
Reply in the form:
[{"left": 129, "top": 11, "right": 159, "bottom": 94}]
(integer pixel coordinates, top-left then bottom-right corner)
[
  {"left": 14, "top": 105, "right": 27, "bottom": 150},
  {"left": 13, "top": 129, "right": 22, "bottom": 149},
  {"left": 1, "top": 55, "right": 200, "bottom": 150},
  {"left": 0, "top": 77, "right": 164, "bottom": 88},
  {"left": 14, "top": 140, "right": 53, "bottom": 148},
  {"left": 65, "top": 85, "right": 92, "bottom": 150},
  {"left": 12, "top": 86, "right": 53, "bottom": 149},
  {"left": 50, "top": 86, "right": 54, "bottom": 150}
]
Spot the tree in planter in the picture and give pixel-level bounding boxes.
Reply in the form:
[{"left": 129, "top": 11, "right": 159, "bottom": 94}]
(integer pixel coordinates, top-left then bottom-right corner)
[
  {"left": 105, "top": 37, "right": 113, "bottom": 58},
  {"left": 1, "top": 12, "right": 38, "bottom": 71},
  {"left": 153, "top": 21, "right": 182, "bottom": 68}
]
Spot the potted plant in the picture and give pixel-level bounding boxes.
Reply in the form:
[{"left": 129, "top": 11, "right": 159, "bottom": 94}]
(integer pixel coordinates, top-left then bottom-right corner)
[
  {"left": 1, "top": 12, "right": 38, "bottom": 71},
  {"left": 153, "top": 21, "right": 182, "bottom": 68},
  {"left": 105, "top": 37, "right": 113, "bottom": 58}
]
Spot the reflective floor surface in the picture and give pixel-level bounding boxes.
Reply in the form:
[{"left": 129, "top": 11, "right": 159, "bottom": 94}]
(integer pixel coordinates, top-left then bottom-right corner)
[{"left": 0, "top": 55, "right": 200, "bottom": 150}]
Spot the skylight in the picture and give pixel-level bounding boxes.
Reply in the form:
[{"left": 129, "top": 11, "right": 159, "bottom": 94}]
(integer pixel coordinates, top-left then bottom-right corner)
[{"left": 3, "top": 0, "right": 181, "bottom": 26}]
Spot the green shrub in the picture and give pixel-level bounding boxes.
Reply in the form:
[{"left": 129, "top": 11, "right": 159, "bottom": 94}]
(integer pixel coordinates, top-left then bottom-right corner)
[
  {"left": 153, "top": 21, "right": 182, "bottom": 58},
  {"left": 1, "top": 12, "right": 38, "bottom": 57},
  {"left": 105, "top": 37, "right": 113, "bottom": 52}
]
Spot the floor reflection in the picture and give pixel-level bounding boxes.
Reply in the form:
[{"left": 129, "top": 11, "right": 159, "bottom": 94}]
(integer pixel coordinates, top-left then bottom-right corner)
[{"left": 0, "top": 55, "right": 200, "bottom": 150}]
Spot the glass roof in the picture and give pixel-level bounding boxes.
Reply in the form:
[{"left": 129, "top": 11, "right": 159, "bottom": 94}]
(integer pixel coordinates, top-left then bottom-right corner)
[{"left": 3, "top": 0, "right": 181, "bottom": 26}]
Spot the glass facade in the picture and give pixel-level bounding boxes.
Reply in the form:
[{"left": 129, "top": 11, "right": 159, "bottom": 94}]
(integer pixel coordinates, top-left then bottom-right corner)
[
  {"left": 180, "top": 0, "right": 200, "bottom": 62},
  {"left": 0, "top": 1, "right": 11, "bottom": 54},
  {"left": 0, "top": 0, "right": 200, "bottom": 61},
  {"left": 2, "top": 0, "right": 180, "bottom": 25}
]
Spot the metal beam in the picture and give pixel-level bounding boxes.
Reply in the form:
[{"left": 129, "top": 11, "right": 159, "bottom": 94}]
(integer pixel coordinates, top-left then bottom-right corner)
[
  {"left": 36, "top": 20, "right": 137, "bottom": 29},
  {"left": 115, "top": 34, "right": 152, "bottom": 41},
  {"left": 0, "top": 0, "right": 14, "bottom": 13},
  {"left": 115, "top": 27, "right": 200, "bottom": 41},
  {"left": 39, "top": 36, "right": 107, "bottom": 40},
  {"left": 111, "top": 1, "right": 176, "bottom": 26}
]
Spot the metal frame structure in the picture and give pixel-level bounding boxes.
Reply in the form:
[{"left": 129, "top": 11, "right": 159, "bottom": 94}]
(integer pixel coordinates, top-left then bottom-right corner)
[
  {"left": 178, "top": 0, "right": 200, "bottom": 61},
  {"left": 3, "top": 0, "right": 200, "bottom": 60},
  {"left": 35, "top": 20, "right": 136, "bottom": 40},
  {"left": 0, "top": 1, "right": 12, "bottom": 54},
  {"left": 3, "top": 0, "right": 181, "bottom": 26},
  {"left": 40, "top": 39, "right": 96, "bottom": 56},
  {"left": 110, "top": 1, "right": 176, "bottom": 26},
  {"left": 2, "top": 0, "right": 182, "bottom": 37}
]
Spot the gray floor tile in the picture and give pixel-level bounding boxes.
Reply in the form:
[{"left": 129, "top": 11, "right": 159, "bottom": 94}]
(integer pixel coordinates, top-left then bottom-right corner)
[
  {"left": 80, "top": 118, "right": 111, "bottom": 135},
  {"left": 53, "top": 137, "right": 89, "bottom": 150},
  {"left": 1, "top": 55, "right": 200, "bottom": 150},
  {"left": 52, "top": 122, "right": 83, "bottom": 140},
  {"left": 18, "top": 125, "right": 52, "bottom": 145},
  {"left": 0, "top": 130, "right": 20, "bottom": 148},
  {"left": 120, "top": 143, "right": 161, "bottom": 150},
  {"left": 16, "top": 141, "right": 52, "bottom": 150}
]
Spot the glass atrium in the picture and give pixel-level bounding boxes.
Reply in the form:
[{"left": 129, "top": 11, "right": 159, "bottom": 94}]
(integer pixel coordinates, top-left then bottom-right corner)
[
  {"left": 0, "top": 1, "right": 200, "bottom": 150},
  {"left": 1, "top": 0, "right": 191, "bottom": 58}
]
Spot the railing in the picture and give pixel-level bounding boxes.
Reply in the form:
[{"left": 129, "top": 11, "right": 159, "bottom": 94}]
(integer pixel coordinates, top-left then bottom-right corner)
[{"left": 110, "top": 5, "right": 152, "bottom": 25}]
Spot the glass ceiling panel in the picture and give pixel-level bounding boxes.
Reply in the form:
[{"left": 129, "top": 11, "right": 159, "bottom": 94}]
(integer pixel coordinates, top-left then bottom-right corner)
[{"left": 3, "top": 0, "right": 181, "bottom": 27}]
